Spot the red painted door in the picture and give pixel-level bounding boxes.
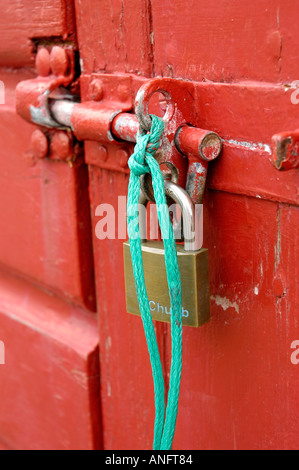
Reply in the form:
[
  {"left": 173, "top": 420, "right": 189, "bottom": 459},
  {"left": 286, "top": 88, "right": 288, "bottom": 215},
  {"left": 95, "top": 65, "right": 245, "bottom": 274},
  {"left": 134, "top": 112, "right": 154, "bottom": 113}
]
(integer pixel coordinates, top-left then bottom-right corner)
[
  {"left": 1, "top": 0, "right": 299, "bottom": 451},
  {"left": 0, "top": 1, "right": 101, "bottom": 450},
  {"left": 74, "top": 0, "right": 299, "bottom": 450}
]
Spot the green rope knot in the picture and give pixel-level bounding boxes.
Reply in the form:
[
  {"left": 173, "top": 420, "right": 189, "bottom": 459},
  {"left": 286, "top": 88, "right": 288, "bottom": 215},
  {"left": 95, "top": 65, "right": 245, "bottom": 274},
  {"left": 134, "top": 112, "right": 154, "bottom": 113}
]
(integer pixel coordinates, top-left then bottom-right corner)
[
  {"left": 128, "top": 114, "right": 165, "bottom": 176},
  {"left": 127, "top": 114, "right": 183, "bottom": 451}
]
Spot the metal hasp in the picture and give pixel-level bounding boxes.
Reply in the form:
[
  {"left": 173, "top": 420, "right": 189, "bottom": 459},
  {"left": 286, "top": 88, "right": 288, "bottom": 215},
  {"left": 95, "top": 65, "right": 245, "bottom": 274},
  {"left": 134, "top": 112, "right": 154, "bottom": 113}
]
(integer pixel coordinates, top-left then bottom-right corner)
[
  {"left": 112, "top": 116, "right": 223, "bottom": 205},
  {"left": 53, "top": 77, "right": 223, "bottom": 204},
  {"left": 271, "top": 130, "right": 299, "bottom": 170},
  {"left": 50, "top": 96, "right": 223, "bottom": 202},
  {"left": 16, "top": 66, "right": 223, "bottom": 203}
]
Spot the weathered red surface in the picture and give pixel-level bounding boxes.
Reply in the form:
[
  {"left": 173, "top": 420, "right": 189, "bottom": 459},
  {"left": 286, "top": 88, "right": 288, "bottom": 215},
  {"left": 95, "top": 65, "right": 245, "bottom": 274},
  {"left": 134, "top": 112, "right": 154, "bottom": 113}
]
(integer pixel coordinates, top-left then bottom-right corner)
[
  {"left": 171, "top": 193, "right": 299, "bottom": 450},
  {"left": 0, "top": 69, "right": 95, "bottom": 310},
  {"left": 74, "top": 0, "right": 299, "bottom": 450},
  {"left": 1, "top": 0, "right": 299, "bottom": 452},
  {"left": 0, "top": 269, "right": 101, "bottom": 450},
  {"left": 74, "top": 0, "right": 153, "bottom": 75},
  {"left": 176, "top": 126, "right": 222, "bottom": 162},
  {"left": 151, "top": 0, "right": 299, "bottom": 84},
  {"left": 0, "top": 0, "right": 100, "bottom": 451},
  {"left": 0, "top": 1, "right": 76, "bottom": 67},
  {"left": 16, "top": 46, "right": 76, "bottom": 125},
  {"left": 89, "top": 168, "right": 159, "bottom": 450}
]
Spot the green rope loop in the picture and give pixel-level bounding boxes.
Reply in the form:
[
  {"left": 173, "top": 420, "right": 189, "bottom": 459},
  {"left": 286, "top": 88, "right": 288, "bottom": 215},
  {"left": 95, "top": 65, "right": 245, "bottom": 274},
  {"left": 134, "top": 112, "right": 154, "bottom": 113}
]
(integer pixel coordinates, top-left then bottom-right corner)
[{"left": 127, "top": 114, "right": 183, "bottom": 450}]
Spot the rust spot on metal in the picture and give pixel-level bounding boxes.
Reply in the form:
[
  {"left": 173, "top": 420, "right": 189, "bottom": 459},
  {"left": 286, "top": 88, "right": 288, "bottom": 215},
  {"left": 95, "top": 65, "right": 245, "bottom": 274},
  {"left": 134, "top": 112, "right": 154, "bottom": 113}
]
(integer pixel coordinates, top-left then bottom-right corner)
[
  {"left": 175, "top": 126, "right": 222, "bottom": 161},
  {"left": 271, "top": 130, "right": 299, "bottom": 170},
  {"left": 201, "top": 132, "right": 223, "bottom": 161},
  {"left": 275, "top": 136, "right": 292, "bottom": 170},
  {"left": 16, "top": 45, "right": 75, "bottom": 128},
  {"left": 273, "top": 274, "right": 286, "bottom": 298}
]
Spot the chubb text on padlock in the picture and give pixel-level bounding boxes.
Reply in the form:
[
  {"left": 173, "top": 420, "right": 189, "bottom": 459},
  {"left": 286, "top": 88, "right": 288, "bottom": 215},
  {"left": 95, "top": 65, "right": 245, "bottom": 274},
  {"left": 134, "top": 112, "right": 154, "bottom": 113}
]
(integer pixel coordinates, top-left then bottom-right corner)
[{"left": 149, "top": 300, "right": 190, "bottom": 318}]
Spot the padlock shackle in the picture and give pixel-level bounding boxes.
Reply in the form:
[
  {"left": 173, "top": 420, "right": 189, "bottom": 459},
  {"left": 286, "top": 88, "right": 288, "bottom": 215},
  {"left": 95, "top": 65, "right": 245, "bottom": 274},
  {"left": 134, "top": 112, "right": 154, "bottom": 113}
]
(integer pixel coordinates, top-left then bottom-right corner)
[
  {"left": 138, "top": 181, "right": 201, "bottom": 252},
  {"left": 165, "top": 181, "right": 197, "bottom": 252}
]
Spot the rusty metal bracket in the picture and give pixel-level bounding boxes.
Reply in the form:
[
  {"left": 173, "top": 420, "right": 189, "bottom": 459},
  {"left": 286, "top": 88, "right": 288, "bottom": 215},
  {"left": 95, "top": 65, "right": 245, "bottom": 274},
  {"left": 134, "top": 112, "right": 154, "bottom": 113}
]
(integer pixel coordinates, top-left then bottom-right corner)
[{"left": 271, "top": 130, "right": 299, "bottom": 170}]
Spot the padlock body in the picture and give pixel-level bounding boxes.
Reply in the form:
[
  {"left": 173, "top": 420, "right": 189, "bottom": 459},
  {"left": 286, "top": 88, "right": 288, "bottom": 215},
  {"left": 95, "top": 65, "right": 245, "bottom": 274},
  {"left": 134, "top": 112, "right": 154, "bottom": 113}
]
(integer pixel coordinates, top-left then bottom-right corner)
[{"left": 123, "top": 241, "right": 210, "bottom": 327}]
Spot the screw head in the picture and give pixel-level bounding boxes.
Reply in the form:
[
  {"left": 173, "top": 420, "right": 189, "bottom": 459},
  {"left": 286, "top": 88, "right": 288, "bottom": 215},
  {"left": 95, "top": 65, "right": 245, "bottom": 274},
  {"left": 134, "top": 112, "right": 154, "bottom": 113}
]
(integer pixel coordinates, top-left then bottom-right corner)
[
  {"left": 31, "top": 129, "right": 48, "bottom": 159},
  {"left": 98, "top": 145, "right": 108, "bottom": 161},
  {"left": 36, "top": 48, "right": 51, "bottom": 77},
  {"left": 117, "top": 148, "right": 130, "bottom": 168},
  {"left": 51, "top": 131, "right": 72, "bottom": 160},
  {"left": 89, "top": 79, "right": 104, "bottom": 101},
  {"left": 50, "top": 47, "right": 69, "bottom": 77}
]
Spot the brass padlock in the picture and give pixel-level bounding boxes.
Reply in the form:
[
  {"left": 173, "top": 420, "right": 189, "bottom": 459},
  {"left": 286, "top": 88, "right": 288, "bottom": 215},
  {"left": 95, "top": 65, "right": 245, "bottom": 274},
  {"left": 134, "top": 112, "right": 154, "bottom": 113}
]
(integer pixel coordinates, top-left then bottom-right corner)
[{"left": 123, "top": 181, "right": 210, "bottom": 327}]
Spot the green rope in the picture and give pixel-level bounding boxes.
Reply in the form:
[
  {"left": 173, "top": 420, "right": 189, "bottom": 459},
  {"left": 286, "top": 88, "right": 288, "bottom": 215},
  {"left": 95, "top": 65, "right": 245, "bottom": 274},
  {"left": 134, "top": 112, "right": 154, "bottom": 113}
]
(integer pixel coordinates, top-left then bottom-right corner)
[{"left": 127, "top": 115, "right": 183, "bottom": 450}]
